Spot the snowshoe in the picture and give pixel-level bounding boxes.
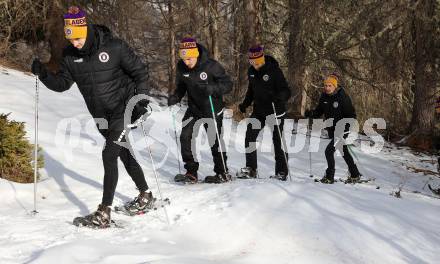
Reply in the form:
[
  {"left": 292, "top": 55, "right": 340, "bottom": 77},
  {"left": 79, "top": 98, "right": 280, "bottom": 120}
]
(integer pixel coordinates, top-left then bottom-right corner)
[
  {"left": 314, "top": 172, "right": 335, "bottom": 184},
  {"left": 428, "top": 184, "right": 440, "bottom": 196},
  {"left": 174, "top": 172, "right": 198, "bottom": 184},
  {"left": 344, "top": 174, "right": 361, "bottom": 184},
  {"left": 73, "top": 204, "right": 113, "bottom": 228},
  {"left": 236, "top": 167, "right": 257, "bottom": 179},
  {"left": 270, "top": 172, "right": 288, "bottom": 181},
  {"left": 204, "top": 173, "right": 232, "bottom": 184},
  {"left": 114, "top": 191, "right": 169, "bottom": 216}
]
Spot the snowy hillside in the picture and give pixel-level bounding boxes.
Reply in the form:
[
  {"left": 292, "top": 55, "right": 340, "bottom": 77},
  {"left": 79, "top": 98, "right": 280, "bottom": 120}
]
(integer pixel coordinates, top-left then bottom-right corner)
[{"left": 1, "top": 66, "right": 439, "bottom": 264}]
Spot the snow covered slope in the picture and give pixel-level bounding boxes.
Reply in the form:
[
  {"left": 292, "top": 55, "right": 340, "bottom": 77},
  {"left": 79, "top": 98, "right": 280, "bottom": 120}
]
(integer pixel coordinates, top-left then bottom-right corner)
[{"left": 1, "top": 66, "right": 439, "bottom": 264}]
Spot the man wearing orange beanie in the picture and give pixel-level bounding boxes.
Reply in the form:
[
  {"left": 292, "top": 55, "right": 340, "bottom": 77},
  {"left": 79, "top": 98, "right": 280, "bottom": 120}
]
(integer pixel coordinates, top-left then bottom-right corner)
[
  {"left": 31, "top": 6, "right": 154, "bottom": 227},
  {"left": 305, "top": 74, "right": 361, "bottom": 184}
]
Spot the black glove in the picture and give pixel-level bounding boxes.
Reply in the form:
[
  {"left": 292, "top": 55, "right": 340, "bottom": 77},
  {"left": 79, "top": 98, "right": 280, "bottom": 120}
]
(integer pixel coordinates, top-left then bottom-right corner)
[
  {"left": 273, "top": 100, "right": 286, "bottom": 115},
  {"left": 132, "top": 99, "right": 149, "bottom": 122},
  {"left": 31, "top": 59, "right": 47, "bottom": 78},
  {"left": 167, "top": 95, "right": 179, "bottom": 106},
  {"left": 238, "top": 103, "right": 247, "bottom": 113},
  {"left": 304, "top": 109, "right": 313, "bottom": 119}
]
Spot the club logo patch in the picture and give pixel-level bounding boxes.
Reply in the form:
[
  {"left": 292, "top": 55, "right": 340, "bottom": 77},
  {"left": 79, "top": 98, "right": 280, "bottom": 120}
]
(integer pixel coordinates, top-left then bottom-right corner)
[
  {"left": 65, "top": 28, "right": 72, "bottom": 36},
  {"left": 263, "top": 74, "right": 269, "bottom": 81},
  {"left": 99, "top": 52, "right": 109, "bottom": 63},
  {"left": 200, "top": 72, "right": 208, "bottom": 80},
  {"left": 333, "top": 101, "right": 339, "bottom": 108}
]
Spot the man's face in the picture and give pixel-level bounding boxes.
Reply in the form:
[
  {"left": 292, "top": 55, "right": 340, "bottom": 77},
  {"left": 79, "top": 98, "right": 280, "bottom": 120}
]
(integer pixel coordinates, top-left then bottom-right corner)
[
  {"left": 69, "top": 38, "right": 86, "bottom": 50},
  {"left": 183, "top": 57, "right": 198, "bottom": 69},
  {"left": 250, "top": 59, "right": 264, "bottom": 70},
  {"left": 324, "top": 83, "right": 336, "bottom": 94}
]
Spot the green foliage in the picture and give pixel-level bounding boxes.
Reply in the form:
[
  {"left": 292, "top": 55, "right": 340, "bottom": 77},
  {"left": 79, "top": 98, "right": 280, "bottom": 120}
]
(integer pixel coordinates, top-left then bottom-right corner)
[{"left": 0, "top": 113, "right": 44, "bottom": 183}]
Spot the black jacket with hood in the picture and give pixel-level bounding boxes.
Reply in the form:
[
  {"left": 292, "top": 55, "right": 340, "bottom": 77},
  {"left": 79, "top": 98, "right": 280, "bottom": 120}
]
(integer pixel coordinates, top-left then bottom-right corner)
[
  {"left": 172, "top": 44, "right": 233, "bottom": 118},
  {"left": 241, "top": 55, "right": 291, "bottom": 117},
  {"left": 39, "top": 24, "right": 149, "bottom": 123},
  {"left": 311, "top": 87, "right": 357, "bottom": 137}
]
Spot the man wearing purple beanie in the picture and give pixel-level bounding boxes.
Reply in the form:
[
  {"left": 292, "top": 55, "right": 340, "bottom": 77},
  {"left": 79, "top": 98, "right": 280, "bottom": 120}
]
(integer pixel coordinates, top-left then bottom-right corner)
[
  {"left": 238, "top": 45, "right": 291, "bottom": 181},
  {"left": 31, "top": 6, "right": 155, "bottom": 227}
]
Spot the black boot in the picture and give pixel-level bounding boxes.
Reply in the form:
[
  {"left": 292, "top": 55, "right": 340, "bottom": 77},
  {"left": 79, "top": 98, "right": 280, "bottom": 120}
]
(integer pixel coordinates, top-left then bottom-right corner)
[
  {"left": 86, "top": 204, "right": 111, "bottom": 227},
  {"left": 204, "top": 173, "right": 231, "bottom": 184},
  {"left": 345, "top": 173, "right": 362, "bottom": 183},
  {"left": 122, "top": 191, "right": 156, "bottom": 215},
  {"left": 270, "top": 172, "right": 287, "bottom": 181},
  {"left": 236, "top": 167, "right": 257, "bottom": 179},
  {"left": 319, "top": 170, "right": 335, "bottom": 184},
  {"left": 174, "top": 172, "right": 198, "bottom": 184}
]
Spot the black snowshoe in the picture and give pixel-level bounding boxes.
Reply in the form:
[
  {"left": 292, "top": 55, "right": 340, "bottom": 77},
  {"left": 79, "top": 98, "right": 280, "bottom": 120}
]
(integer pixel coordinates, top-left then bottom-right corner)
[
  {"left": 114, "top": 191, "right": 169, "bottom": 216},
  {"left": 270, "top": 172, "right": 288, "bottom": 181},
  {"left": 315, "top": 172, "right": 335, "bottom": 184},
  {"left": 236, "top": 167, "right": 257, "bottom": 179},
  {"left": 174, "top": 172, "right": 198, "bottom": 184},
  {"left": 204, "top": 173, "right": 232, "bottom": 184},
  {"left": 73, "top": 204, "right": 114, "bottom": 228}
]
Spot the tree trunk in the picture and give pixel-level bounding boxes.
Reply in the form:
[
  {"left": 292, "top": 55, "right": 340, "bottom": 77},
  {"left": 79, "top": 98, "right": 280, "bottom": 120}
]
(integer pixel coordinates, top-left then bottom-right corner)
[
  {"left": 167, "top": 1, "right": 176, "bottom": 95},
  {"left": 234, "top": 0, "right": 258, "bottom": 102},
  {"left": 209, "top": 0, "right": 219, "bottom": 60},
  {"left": 45, "top": 0, "right": 65, "bottom": 72},
  {"left": 287, "top": 0, "right": 307, "bottom": 118},
  {"left": 409, "top": 0, "right": 438, "bottom": 136}
]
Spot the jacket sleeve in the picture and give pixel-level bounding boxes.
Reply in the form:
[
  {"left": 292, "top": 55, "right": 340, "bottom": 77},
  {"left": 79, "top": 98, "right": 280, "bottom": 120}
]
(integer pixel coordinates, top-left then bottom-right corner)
[
  {"left": 39, "top": 58, "right": 74, "bottom": 93},
  {"left": 273, "top": 67, "right": 291, "bottom": 103},
  {"left": 342, "top": 92, "right": 357, "bottom": 119},
  {"left": 208, "top": 61, "right": 233, "bottom": 96},
  {"left": 312, "top": 95, "right": 325, "bottom": 118},
  {"left": 173, "top": 71, "right": 187, "bottom": 101},
  {"left": 119, "top": 40, "right": 149, "bottom": 95}
]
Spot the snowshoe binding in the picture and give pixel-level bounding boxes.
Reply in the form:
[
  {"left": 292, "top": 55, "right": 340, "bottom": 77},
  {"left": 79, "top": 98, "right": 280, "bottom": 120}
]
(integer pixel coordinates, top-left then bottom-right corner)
[
  {"left": 174, "top": 172, "right": 198, "bottom": 184},
  {"left": 204, "top": 173, "right": 232, "bottom": 184},
  {"left": 236, "top": 167, "right": 257, "bottom": 179},
  {"left": 73, "top": 204, "right": 112, "bottom": 229},
  {"left": 270, "top": 172, "right": 288, "bottom": 181},
  {"left": 114, "top": 191, "right": 169, "bottom": 216}
]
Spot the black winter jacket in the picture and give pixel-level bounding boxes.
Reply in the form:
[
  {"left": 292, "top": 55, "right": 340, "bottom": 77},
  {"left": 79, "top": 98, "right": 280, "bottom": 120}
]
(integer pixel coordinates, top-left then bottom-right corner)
[
  {"left": 172, "top": 44, "right": 233, "bottom": 118},
  {"left": 311, "top": 87, "right": 356, "bottom": 137},
  {"left": 241, "top": 55, "right": 291, "bottom": 117},
  {"left": 39, "top": 24, "right": 149, "bottom": 120}
]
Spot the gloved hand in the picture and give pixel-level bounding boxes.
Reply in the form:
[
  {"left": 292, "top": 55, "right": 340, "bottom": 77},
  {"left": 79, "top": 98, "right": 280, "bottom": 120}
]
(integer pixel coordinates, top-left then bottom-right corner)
[
  {"left": 31, "top": 58, "right": 47, "bottom": 78},
  {"left": 132, "top": 99, "right": 150, "bottom": 122},
  {"left": 304, "top": 109, "right": 314, "bottom": 119},
  {"left": 273, "top": 100, "right": 286, "bottom": 116},
  {"left": 238, "top": 103, "right": 247, "bottom": 113},
  {"left": 167, "top": 95, "right": 179, "bottom": 106}
]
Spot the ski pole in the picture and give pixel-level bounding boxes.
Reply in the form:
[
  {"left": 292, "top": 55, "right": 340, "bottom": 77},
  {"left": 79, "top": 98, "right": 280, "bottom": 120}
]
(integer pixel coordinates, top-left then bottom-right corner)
[
  {"left": 117, "top": 106, "right": 152, "bottom": 142},
  {"left": 308, "top": 117, "right": 313, "bottom": 178},
  {"left": 208, "top": 96, "right": 228, "bottom": 177},
  {"left": 271, "top": 102, "right": 292, "bottom": 181},
  {"left": 140, "top": 122, "right": 170, "bottom": 227},
  {"left": 33, "top": 75, "right": 40, "bottom": 214},
  {"left": 170, "top": 107, "right": 182, "bottom": 175}
]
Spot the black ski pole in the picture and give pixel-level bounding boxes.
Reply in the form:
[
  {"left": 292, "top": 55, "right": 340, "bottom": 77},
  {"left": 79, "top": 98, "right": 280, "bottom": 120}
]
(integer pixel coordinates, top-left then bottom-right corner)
[{"left": 271, "top": 102, "right": 292, "bottom": 181}]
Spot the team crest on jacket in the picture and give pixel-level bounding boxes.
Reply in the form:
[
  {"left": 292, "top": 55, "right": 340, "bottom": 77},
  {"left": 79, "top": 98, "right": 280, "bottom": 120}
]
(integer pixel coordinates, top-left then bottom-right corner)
[
  {"left": 200, "top": 72, "right": 208, "bottom": 80},
  {"left": 99, "top": 52, "right": 109, "bottom": 63},
  {"left": 263, "top": 74, "right": 269, "bottom": 81},
  {"left": 333, "top": 101, "right": 339, "bottom": 108}
]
